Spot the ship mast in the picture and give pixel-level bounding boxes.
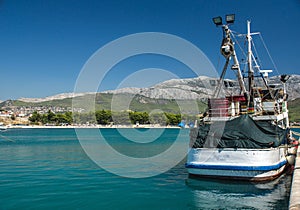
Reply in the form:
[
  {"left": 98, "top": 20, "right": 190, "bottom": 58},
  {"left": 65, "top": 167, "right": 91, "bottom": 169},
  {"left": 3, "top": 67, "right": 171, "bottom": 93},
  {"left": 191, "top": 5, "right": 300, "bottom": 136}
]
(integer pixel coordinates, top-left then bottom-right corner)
[
  {"left": 247, "top": 21, "right": 254, "bottom": 111},
  {"left": 212, "top": 15, "right": 248, "bottom": 100}
]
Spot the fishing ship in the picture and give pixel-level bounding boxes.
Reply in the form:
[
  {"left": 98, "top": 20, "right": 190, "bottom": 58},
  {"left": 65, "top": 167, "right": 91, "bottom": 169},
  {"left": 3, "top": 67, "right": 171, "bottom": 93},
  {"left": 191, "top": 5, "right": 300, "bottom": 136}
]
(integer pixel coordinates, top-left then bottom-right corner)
[{"left": 186, "top": 15, "right": 298, "bottom": 181}]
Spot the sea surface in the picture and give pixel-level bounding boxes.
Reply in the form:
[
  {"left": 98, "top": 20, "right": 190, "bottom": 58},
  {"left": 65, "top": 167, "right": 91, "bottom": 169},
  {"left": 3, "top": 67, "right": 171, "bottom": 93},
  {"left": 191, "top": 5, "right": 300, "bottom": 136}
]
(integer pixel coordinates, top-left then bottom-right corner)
[{"left": 0, "top": 128, "right": 297, "bottom": 210}]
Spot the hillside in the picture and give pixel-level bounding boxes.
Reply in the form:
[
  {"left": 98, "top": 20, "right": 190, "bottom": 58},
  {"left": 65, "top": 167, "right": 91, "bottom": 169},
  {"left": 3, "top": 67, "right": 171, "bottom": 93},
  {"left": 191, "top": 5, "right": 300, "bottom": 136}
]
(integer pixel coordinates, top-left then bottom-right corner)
[
  {"left": 1, "top": 75, "right": 299, "bottom": 120},
  {"left": 0, "top": 93, "right": 207, "bottom": 115},
  {"left": 269, "top": 74, "right": 300, "bottom": 100},
  {"left": 289, "top": 98, "right": 300, "bottom": 122}
]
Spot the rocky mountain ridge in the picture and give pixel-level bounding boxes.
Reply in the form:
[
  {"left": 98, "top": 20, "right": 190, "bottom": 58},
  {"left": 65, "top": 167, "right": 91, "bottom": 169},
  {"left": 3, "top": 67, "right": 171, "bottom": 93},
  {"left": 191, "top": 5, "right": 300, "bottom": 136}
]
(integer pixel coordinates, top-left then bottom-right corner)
[
  {"left": 17, "top": 74, "right": 300, "bottom": 102},
  {"left": 18, "top": 92, "right": 95, "bottom": 103}
]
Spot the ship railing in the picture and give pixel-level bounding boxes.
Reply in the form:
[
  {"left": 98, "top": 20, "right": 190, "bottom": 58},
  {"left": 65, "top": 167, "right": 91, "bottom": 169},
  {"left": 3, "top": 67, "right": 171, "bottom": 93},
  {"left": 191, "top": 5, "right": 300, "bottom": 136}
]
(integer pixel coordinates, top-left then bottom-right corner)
[
  {"left": 207, "top": 103, "right": 284, "bottom": 117},
  {"left": 261, "top": 101, "right": 283, "bottom": 115},
  {"left": 208, "top": 107, "right": 231, "bottom": 117}
]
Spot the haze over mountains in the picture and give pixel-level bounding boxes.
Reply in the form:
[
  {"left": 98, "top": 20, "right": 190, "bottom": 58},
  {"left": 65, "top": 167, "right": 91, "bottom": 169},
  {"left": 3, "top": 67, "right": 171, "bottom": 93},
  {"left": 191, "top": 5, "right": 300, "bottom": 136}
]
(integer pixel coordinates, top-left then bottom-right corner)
[{"left": 17, "top": 75, "right": 300, "bottom": 103}]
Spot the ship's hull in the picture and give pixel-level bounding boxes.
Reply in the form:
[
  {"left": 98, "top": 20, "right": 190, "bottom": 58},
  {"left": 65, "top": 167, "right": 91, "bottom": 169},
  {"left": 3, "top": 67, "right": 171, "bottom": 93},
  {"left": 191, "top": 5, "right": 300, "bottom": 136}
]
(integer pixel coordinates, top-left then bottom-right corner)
[{"left": 186, "top": 147, "right": 288, "bottom": 182}]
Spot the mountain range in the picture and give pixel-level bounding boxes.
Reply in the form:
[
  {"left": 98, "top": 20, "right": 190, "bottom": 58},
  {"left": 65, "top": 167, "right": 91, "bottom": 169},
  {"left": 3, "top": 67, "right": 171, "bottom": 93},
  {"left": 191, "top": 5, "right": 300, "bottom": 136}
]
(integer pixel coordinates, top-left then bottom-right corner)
[
  {"left": 17, "top": 74, "right": 300, "bottom": 103},
  {"left": 1, "top": 74, "right": 299, "bottom": 120}
]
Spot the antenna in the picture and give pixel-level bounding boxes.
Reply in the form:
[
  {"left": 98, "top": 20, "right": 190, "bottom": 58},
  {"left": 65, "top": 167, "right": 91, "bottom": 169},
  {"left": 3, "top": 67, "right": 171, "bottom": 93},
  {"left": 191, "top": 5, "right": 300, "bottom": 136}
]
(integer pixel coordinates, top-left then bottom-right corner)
[{"left": 259, "top": 70, "right": 273, "bottom": 78}]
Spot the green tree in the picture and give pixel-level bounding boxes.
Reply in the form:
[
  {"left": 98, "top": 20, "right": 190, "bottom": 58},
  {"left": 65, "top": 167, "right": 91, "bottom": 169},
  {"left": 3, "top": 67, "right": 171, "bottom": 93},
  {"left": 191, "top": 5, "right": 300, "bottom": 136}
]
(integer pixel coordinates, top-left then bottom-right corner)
[
  {"left": 95, "top": 110, "right": 112, "bottom": 125},
  {"left": 47, "top": 110, "right": 56, "bottom": 123},
  {"left": 10, "top": 114, "right": 16, "bottom": 121},
  {"left": 129, "top": 111, "right": 149, "bottom": 124},
  {"left": 29, "top": 111, "right": 41, "bottom": 123},
  {"left": 149, "top": 112, "right": 167, "bottom": 125},
  {"left": 41, "top": 114, "right": 49, "bottom": 124},
  {"left": 165, "top": 113, "right": 181, "bottom": 125},
  {"left": 77, "top": 112, "right": 97, "bottom": 124},
  {"left": 54, "top": 113, "right": 71, "bottom": 125},
  {"left": 112, "top": 111, "right": 131, "bottom": 125},
  {"left": 64, "top": 111, "right": 73, "bottom": 124},
  {"left": 72, "top": 112, "right": 82, "bottom": 124}
]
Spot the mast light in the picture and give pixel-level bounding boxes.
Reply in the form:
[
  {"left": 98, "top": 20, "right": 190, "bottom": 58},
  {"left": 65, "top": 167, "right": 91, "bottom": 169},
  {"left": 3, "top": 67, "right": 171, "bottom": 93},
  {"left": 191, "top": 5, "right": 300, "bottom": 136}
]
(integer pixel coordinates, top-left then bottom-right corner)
[
  {"left": 280, "top": 74, "right": 290, "bottom": 83},
  {"left": 212, "top": 16, "right": 223, "bottom": 26},
  {"left": 226, "top": 14, "right": 235, "bottom": 24}
]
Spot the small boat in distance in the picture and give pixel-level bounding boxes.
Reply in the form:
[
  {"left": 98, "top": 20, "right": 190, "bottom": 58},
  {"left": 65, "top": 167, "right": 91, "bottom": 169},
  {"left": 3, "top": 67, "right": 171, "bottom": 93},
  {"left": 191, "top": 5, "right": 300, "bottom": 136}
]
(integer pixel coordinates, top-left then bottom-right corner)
[
  {"left": 186, "top": 15, "right": 298, "bottom": 182},
  {"left": 0, "top": 123, "right": 7, "bottom": 131}
]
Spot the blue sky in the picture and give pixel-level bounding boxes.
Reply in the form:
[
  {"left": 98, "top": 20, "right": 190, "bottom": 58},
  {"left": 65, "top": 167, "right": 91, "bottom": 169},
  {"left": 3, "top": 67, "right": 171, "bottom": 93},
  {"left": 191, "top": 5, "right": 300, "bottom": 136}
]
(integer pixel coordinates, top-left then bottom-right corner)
[{"left": 0, "top": 0, "right": 299, "bottom": 100}]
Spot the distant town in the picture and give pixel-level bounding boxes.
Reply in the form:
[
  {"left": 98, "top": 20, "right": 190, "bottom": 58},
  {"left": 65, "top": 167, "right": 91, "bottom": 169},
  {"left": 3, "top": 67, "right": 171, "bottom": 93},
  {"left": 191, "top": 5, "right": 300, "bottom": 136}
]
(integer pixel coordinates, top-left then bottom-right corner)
[
  {"left": 0, "top": 103, "right": 187, "bottom": 128},
  {"left": 0, "top": 105, "right": 76, "bottom": 126},
  {"left": 0, "top": 103, "right": 299, "bottom": 128}
]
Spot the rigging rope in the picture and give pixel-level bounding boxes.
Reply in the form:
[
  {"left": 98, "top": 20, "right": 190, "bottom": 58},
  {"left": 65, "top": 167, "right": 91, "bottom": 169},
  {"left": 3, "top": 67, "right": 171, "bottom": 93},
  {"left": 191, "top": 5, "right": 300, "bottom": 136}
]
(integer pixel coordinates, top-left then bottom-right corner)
[
  {"left": 231, "top": 32, "right": 247, "bottom": 58},
  {"left": 259, "top": 33, "right": 280, "bottom": 75},
  {"left": 230, "top": 32, "right": 248, "bottom": 77},
  {"left": 251, "top": 38, "right": 263, "bottom": 71}
]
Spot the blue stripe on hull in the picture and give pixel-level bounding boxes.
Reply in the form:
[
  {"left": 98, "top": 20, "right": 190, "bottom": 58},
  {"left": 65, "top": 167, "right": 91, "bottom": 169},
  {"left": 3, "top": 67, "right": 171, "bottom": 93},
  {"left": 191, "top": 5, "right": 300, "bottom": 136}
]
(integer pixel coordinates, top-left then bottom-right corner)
[{"left": 185, "top": 159, "right": 287, "bottom": 171}]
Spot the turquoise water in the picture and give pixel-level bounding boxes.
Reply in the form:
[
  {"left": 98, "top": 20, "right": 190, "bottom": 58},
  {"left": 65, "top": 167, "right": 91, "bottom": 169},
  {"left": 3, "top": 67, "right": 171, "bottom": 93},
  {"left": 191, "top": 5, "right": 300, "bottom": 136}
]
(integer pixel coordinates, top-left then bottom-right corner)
[{"left": 0, "top": 128, "right": 293, "bottom": 209}]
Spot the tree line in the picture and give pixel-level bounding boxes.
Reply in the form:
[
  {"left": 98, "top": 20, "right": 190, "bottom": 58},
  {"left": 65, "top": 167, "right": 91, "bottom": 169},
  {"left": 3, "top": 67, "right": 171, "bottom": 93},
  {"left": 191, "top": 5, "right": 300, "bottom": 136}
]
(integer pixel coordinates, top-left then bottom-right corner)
[
  {"left": 28, "top": 110, "right": 196, "bottom": 126},
  {"left": 29, "top": 110, "right": 73, "bottom": 125}
]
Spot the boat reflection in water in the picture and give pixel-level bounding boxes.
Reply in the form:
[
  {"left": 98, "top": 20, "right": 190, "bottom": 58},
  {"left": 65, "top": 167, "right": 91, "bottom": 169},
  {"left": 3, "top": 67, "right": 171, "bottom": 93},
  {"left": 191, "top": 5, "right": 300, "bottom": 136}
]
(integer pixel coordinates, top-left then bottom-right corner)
[{"left": 186, "top": 175, "right": 291, "bottom": 209}]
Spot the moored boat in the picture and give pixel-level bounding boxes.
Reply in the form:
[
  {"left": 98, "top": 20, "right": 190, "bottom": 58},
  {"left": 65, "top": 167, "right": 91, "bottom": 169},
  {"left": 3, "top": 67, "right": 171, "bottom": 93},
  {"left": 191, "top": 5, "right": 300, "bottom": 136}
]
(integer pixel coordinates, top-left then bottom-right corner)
[
  {"left": 0, "top": 123, "right": 7, "bottom": 131},
  {"left": 186, "top": 15, "right": 297, "bottom": 181}
]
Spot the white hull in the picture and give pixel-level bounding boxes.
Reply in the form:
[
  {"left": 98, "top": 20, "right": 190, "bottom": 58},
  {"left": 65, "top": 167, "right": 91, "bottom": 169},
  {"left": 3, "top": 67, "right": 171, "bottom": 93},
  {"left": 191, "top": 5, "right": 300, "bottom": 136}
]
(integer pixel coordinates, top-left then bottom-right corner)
[
  {"left": 0, "top": 126, "right": 7, "bottom": 130},
  {"left": 186, "top": 147, "right": 288, "bottom": 181}
]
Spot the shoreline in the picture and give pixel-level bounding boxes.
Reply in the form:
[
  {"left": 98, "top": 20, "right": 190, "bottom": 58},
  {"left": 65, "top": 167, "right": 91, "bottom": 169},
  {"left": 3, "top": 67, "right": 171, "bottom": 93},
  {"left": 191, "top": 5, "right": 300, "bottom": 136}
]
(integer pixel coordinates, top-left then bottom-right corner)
[
  {"left": 291, "top": 126, "right": 300, "bottom": 129},
  {"left": 5, "top": 125, "right": 182, "bottom": 129},
  {"left": 3, "top": 124, "right": 300, "bottom": 129}
]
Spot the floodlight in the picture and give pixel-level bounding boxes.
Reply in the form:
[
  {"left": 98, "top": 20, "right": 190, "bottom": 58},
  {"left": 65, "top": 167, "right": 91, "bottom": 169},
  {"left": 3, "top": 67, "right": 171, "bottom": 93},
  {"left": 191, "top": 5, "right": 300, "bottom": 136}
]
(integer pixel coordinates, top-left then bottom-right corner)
[
  {"left": 280, "top": 74, "right": 290, "bottom": 83},
  {"left": 226, "top": 14, "right": 235, "bottom": 24},
  {"left": 212, "top": 16, "right": 222, "bottom": 26}
]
